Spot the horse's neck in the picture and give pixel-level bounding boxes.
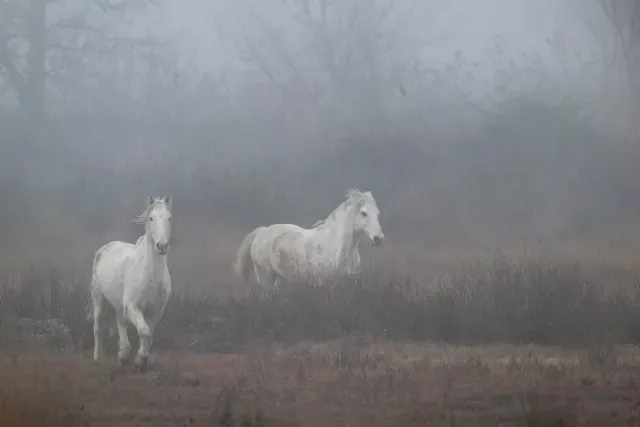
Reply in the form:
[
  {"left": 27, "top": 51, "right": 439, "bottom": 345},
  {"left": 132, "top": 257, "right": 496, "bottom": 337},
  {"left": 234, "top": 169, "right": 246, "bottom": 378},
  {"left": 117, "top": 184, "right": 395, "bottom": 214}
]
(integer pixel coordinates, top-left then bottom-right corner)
[
  {"left": 315, "top": 206, "right": 359, "bottom": 266},
  {"left": 136, "top": 235, "right": 166, "bottom": 281}
]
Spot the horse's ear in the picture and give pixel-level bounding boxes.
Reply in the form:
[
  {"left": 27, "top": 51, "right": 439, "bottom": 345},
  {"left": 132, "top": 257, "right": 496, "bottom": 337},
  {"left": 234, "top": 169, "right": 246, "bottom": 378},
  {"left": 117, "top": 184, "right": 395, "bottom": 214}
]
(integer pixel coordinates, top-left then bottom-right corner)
[
  {"left": 147, "top": 194, "right": 155, "bottom": 205},
  {"left": 163, "top": 195, "right": 172, "bottom": 208}
]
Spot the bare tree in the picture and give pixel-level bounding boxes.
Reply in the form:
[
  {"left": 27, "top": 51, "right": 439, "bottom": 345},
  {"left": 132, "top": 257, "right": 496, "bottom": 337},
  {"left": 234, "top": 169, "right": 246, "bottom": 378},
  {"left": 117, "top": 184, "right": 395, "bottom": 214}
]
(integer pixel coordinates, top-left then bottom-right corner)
[
  {"left": 0, "top": 0, "right": 167, "bottom": 139},
  {"left": 596, "top": 0, "right": 640, "bottom": 131},
  {"left": 234, "top": 0, "right": 412, "bottom": 120}
]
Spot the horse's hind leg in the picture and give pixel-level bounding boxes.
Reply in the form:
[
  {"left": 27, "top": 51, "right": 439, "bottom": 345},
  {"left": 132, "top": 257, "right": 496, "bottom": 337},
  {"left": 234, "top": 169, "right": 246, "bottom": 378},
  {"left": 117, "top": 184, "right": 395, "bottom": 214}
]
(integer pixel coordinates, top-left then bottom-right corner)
[
  {"left": 115, "top": 311, "right": 131, "bottom": 366},
  {"left": 91, "top": 289, "right": 105, "bottom": 362},
  {"left": 255, "top": 265, "right": 278, "bottom": 290},
  {"left": 253, "top": 265, "right": 269, "bottom": 288},
  {"left": 273, "top": 274, "right": 283, "bottom": 289}
]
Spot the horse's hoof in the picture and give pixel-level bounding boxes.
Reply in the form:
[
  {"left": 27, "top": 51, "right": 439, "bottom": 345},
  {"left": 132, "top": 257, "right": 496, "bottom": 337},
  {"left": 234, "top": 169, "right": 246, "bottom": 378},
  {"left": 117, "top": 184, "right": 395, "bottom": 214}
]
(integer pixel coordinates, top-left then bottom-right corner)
[
  {"left": 118, "top": 357, "right": 131, "bottom": 368},
  {"left": 134, "top": 356, "right": 148, "bottom": 373}
]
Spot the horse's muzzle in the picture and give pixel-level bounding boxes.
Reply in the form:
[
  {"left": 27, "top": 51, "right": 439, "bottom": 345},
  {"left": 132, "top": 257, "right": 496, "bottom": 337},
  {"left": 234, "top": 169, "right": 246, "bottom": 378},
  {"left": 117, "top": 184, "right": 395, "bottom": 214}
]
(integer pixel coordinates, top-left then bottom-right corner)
[
  {"left": 155, "top": 241, "right": 170, "bottom": 255},
  {"left": 372, "top": 234, "right": 384, "bottom": 246}
]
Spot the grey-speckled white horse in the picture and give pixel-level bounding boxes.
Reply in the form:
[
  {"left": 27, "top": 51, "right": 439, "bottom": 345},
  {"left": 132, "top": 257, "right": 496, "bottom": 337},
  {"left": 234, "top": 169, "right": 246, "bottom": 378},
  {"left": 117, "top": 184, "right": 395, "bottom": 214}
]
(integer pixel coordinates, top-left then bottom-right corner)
[{"left": 234, "top": 189, "right": 384, "bottom": 287}]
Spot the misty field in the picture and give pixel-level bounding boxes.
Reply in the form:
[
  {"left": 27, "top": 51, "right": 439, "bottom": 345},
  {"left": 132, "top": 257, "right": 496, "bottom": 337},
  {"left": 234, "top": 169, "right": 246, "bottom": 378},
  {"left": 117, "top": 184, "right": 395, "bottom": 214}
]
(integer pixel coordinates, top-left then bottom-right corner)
[
  {"left": 2, "top": 0, "right": 640, "bottom": 424},
  {"left": 1, "top": 241, "right": 640, "bottom": 426},
  {"left": 3, "top": 77, "right": 640, "bottom": 426}
]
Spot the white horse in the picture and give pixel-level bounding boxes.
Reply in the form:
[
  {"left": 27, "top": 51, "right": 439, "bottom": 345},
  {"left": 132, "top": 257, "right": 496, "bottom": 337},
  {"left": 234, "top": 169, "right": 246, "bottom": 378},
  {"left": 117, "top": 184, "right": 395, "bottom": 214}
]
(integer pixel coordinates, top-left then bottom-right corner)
[
  {"left": 234, "top": 189, "right": 385, "bottom": 287},
  {"left": 88, "top": 195, "right": 173, "bottom": 372}
]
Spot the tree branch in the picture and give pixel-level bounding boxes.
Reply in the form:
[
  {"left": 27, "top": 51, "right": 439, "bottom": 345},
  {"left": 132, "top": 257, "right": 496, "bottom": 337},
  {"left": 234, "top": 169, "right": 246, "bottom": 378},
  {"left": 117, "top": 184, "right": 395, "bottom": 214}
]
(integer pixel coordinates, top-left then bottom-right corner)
[
  {"left": 238, "top": 1, "right": 306, "bottom": 84},
  {"left": 598, "top": 0, "right": 636, "bottom": 89},
  {"left": 50, "top": 18, "right": 166, "bottom": 49},
  {"left": 47, "top": 40, "right": 116, "bottom": 55},
  {"left": 238, "top": 28, "right": 285, "bottom": 90},
  {"left": 632, "top": 0, "right": 640, "bottom": 32},
  {"left": 0, "top": 32, "right": 26, "bottom": 100},
  {"left": 92, "top": 0, "right": 161, "bottom": 14}
]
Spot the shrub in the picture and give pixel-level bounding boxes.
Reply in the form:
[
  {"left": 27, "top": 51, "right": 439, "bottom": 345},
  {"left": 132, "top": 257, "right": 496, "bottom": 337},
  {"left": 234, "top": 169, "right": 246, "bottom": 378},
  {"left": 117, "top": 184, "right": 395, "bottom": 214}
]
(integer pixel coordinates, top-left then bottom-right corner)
[{"left": 1, "top": 254, "right": 638, "bottom": 353}]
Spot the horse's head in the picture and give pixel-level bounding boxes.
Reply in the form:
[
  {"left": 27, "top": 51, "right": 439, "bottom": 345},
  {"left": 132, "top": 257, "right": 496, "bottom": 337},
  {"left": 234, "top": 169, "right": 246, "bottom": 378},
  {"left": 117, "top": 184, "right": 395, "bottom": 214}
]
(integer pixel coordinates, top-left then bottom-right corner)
[
  {"left": 347, "top": 189, "right": 385, "bottom": 247},
  {"left": 136, "top": 194, "right": 173, "bottom": 255}
]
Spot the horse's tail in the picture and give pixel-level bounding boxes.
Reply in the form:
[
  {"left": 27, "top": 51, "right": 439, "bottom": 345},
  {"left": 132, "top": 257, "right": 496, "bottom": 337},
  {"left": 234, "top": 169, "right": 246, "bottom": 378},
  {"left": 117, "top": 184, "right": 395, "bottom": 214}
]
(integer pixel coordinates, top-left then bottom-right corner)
[{"left": 234, "top": 226, "right": 264, "bottom": 281}]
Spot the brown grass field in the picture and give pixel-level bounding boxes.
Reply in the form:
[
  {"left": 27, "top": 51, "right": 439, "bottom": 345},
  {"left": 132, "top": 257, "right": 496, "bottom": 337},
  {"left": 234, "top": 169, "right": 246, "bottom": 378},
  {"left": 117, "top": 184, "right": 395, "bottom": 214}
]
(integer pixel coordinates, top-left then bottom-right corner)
[
  {"left": 1, "top": 343, "right": 640, "bottom": 426},
  {"left": 1, "top": 239, "right": 640, "bottom": 426}
]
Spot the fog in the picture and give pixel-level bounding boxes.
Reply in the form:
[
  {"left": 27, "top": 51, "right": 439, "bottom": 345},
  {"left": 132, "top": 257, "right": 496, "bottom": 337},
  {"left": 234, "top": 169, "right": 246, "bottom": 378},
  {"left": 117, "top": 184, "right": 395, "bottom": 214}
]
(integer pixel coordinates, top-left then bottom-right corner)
[{"left": 1, "top": 0, "right": 639, "bottom": 253}]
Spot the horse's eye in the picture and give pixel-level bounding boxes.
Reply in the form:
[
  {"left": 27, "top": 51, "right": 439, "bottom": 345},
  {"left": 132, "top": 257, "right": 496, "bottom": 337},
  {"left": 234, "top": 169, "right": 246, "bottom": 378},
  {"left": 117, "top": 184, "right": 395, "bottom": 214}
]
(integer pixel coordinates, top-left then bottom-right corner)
[
  {"left": 361, "top": 211, "right": 368, "bottom": 217},
  {"left": 168, "top": 217, "right": 172, "bottom": 221},
  {"left": 149, "top": 217, "right": 154, "bottom": 222}
]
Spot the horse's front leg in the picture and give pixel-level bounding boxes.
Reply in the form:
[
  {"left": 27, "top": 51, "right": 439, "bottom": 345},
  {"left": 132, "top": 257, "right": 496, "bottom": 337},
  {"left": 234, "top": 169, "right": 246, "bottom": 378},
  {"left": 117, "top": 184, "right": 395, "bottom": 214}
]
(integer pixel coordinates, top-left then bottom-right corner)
[
  {"left": 344, "top": 250, "right": 361, "bottom": 277},
  {"left": 125, "top": 303, "right": 152, "bottom": 372},
  {"left": 143, "top": 306, "right": 166, "bottom": 360},
  {"left": 115, "top": 310, "right": 132, "bottom": 366}
]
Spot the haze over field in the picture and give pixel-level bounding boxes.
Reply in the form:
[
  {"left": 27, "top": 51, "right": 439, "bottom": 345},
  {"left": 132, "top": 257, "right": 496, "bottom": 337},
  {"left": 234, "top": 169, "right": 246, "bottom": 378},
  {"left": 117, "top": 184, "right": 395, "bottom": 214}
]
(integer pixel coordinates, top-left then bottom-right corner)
[{"left": 0, "top": 0, "right": 638, "bottom": 255}]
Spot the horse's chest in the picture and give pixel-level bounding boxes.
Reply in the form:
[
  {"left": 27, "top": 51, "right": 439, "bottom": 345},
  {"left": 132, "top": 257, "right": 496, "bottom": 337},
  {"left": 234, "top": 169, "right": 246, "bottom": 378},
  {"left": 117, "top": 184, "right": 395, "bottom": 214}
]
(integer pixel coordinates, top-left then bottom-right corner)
[
  {"left": 138, "top": 284, "right": 168, "bottom": 316},
  {"left": 140, "top": 282, "right": 168, "bottom": 303}
]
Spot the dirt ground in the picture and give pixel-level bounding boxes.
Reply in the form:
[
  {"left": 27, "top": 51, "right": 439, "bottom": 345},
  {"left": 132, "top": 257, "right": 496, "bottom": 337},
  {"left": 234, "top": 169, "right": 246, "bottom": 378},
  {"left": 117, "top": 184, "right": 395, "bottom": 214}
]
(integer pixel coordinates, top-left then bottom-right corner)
[{"left": 2, "top": 341, "right": 640, "bottom": 427}]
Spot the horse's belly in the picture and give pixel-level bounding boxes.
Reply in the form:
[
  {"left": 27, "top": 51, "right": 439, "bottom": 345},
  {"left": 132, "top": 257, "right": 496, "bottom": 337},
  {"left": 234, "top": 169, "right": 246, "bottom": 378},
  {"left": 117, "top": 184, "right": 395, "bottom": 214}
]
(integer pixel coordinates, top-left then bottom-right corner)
[
  {"left": 93, "top": 247, "right": 131, "bottom": 310},
  {"left": 307, "top": 255, "right": 338, "bottom": 276},
  {"left": 101, "top": 284, "right": 124, "bottom": 310},
  {"left": 275, "top": 247, "right": 338, "bottom": 280}
]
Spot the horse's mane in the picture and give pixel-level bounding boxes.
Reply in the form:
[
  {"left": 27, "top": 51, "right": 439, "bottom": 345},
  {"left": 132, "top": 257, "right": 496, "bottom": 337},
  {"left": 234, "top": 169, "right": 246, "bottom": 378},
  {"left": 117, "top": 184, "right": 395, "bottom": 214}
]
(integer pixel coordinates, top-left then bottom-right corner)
[
  {"left": 132, "top": 198, "right": 171, "bottom": 224},
  {"left": 312, "top": 188, "right": 373, "bottom": 229}
]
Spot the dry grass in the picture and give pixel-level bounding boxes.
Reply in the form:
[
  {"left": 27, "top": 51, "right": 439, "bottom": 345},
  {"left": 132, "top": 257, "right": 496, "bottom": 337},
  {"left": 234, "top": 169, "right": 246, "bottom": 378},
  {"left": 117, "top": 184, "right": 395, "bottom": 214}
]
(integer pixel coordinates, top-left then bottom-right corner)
[
  {"left": 1, "top": 240, "right": 640, "bottom": 352},
  {"left": 0, "top": 394, "right": 86, "bottom": 427},
  {"left": 0, "top": 352, "right": 87, "bottom": 427},
  {"left": 1, "top": 342, "right": 640, "bottom": 426}
]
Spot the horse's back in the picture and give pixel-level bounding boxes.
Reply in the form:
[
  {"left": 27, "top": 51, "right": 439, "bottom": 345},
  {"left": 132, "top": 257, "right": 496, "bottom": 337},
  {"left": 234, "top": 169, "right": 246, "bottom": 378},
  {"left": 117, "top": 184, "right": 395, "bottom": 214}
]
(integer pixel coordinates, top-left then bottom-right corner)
[
  {"left": 252, "top": 223, "right": 316, "bottom": 278},
  {"left": 253, "top": 224, "right": 310, "bottom": 252},
  {"left": 263, "top": 223, "right": 312, "bottom": 238},
  {"left": 94, "top": 240, "right": 135, "bottom": 265}
]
